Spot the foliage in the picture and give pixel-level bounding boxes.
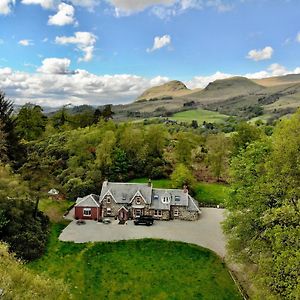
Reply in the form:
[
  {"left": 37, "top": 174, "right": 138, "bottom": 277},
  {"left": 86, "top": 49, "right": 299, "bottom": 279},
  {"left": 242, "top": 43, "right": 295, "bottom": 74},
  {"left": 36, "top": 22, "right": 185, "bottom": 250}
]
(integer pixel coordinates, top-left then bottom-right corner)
[
  {"left": 29, "top": 224, "right": 242, "bottom": 300},
  {"left": 171, "top": 163, "right": 196, "bottom": 191},
  {"left": 0, "top": 242, "right": 71, "bottom": 300},
  {"left": 0, "top": 121, "right": 8, "bottom": 162},
  {"left": 15, "top": 104, "right": 47, "bottom": 141},
  {"left": 206, "top": 133, "right": 231, "bottom": 181},
  {"left": 224, "top": 109, "right": 300, "bottom": 299},
  {"left": 0, "top": 165, "right": 49, "bottom": 261}
]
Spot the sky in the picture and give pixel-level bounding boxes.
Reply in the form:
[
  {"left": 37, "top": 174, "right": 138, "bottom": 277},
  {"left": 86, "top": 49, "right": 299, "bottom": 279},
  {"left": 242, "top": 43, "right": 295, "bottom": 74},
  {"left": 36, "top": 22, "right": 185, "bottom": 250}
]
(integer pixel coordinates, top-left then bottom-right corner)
[{"left": 0, "top": 0, "right": 300, "bottom": 107}]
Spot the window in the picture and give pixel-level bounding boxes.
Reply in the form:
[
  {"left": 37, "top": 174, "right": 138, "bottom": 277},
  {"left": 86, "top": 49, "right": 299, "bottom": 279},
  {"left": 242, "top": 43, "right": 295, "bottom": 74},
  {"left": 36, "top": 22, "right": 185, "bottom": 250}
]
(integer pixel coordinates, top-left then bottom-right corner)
[
  {"left": 107, "top": 196, "right": 111, "bottom": 203},
  {"left": 162, "top": 197, "right": 169, "bottom": 204},
  {"left": 154, "top": 210, "right": 162, "bottom": 216},
  {"left": 83, "top": 208, "right": 91, "bottom": 216},
  {"left": 174, "top": 209, "right": 179, "bottom": 217},
  {"left": 154, "top": 195, "right": 159, "bottom": 200},
  {"left": 175, "top": 196, "right": 180, "bottom": 201},
  {"left": 136, "top": 197, "right": 141, "bottom": 205},
  {"left": 106, "top": 208, "right": 111, "bottom": 215},
  {"left": 135, "top": 209, "right": 142, "bottom": 217}
]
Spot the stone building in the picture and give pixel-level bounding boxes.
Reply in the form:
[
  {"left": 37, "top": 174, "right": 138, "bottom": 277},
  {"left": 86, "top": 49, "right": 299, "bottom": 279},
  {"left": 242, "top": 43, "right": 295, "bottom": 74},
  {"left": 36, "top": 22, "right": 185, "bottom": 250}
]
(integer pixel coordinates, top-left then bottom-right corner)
[{"left": 74, "top": 180, "right": 201, "bottom": 221}]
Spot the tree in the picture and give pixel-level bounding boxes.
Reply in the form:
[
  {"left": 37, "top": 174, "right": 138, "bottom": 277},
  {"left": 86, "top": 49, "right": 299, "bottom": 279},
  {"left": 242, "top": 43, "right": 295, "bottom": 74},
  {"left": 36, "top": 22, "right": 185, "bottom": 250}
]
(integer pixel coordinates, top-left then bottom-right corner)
[
  {"left": 0, "top": 165, "right": 49, "bottom": 260},
  {"left": 0, "top": 121, "right": 7, "bottom": 162},
  {"left": 102, "top": 104, "right": 114, "bottom": 121},
  {"left": 93, "top": 108, "right": 102, "bottom": 124},
  {"left": 206, "top": 134, "right": 231, "bottom": 181},
  {"left": 0, "top": 91, "right": 23, "bottom": 164},
  {"left": 231, "top": 122, "right": 262, "bottom": 156},
  {"left": 224, "top": 110, "right": 300, "bottom": 299},
  {"left": 15, "top": 104, "right": 47, "bottom": 141},
  {"left": 171, "top": 163, "right": 196, "bottom": 191}
]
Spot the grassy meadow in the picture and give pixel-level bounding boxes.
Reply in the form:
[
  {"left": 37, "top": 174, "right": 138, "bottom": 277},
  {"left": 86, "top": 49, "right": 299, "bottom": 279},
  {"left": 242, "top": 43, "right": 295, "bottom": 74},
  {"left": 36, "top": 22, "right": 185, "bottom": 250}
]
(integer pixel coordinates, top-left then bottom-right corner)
[
  {"left": 129, "top": 178, "right": 231, "bottom": 206},
  {"left": 170, "top": 109, "right": 229, "bottom": 124},
  {"left": 29, "top": 224, "right": 242, "bottom": 300}
]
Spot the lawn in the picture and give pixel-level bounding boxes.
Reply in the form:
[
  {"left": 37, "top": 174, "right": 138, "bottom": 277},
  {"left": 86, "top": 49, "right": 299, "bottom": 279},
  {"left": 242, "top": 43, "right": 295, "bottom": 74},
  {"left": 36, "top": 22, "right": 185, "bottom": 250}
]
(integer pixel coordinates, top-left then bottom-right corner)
[
  {"left": 129, "top": 178, "right": 231, "bottom": 206},
  {"left": 171, "top": 109, "right": 229, "bottom": 124},
  {"left": 39, "top": 198, "right": 74, "bottom": 222},
  {"left": 29, "top": 224, "right": 242, "bottom": 300}
]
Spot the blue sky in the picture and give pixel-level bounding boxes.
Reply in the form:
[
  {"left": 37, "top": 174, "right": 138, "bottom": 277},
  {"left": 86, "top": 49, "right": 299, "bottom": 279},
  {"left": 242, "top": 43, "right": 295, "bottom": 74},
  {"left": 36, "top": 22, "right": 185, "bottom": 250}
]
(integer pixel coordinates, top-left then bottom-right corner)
[{"left": 0, "top": 0, "right": 300, "bottom": 106}]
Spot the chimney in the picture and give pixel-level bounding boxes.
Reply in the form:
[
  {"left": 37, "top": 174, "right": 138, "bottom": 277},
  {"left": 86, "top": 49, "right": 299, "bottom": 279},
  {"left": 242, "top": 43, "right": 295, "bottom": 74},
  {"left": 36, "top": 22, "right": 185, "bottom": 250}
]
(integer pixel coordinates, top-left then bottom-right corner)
[
  {"left": 103, "top": 179, "right": 108, "bottom": 187},
  {"left": 148, "top": 179, "right": 152, "bottom": 187},
  {"left": 183, "top": 185, "right": 188, "bottom": 193}
]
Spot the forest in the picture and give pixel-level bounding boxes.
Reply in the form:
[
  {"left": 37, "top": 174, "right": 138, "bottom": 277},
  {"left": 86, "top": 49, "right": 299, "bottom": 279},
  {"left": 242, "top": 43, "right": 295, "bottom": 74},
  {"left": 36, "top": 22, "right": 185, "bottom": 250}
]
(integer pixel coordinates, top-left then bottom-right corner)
[{"left": 0, "top": 90, "right": 299, "bottom": 299}]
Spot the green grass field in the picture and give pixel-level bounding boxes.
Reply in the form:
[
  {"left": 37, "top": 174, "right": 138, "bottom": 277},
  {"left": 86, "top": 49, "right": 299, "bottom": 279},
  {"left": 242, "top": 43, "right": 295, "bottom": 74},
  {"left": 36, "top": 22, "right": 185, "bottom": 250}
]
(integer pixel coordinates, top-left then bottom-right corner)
[
  {"left": 171, "top": 109, "right": 229, "bottom": 124},
  {"left": 39, "top": 198, "right": 74, "bottom": 222},
  {"left": 29, "top": 224, "right": 242, "bottom": 300},
  {"left": 129, "top": 178, "right": 231, "bottom": 205}
]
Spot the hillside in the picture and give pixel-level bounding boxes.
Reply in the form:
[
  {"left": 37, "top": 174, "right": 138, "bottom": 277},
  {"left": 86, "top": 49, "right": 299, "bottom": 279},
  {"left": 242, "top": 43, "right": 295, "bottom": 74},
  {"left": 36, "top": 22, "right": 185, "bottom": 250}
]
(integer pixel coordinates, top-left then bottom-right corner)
[
  {"left": 136, "top": 80, "right": 196, "bottom": 101},
  {"left": 254, "top": 74, "right": 300, "bottom": 87}
]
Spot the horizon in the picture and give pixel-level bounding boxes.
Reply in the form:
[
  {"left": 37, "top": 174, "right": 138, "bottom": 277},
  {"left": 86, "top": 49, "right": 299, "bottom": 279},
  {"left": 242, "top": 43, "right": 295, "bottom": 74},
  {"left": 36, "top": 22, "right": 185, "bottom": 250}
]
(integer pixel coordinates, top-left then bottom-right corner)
[{"left": 1, "top": 0, "right": 300, "bottom": 107}]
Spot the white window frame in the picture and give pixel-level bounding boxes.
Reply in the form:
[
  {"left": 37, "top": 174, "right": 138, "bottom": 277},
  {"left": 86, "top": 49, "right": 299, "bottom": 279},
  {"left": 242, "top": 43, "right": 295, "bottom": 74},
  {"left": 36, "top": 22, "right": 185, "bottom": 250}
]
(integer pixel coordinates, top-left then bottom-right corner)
[
  {"left": 154, "top": 210, "right": 162, "bottom": 216},
  {"left": 135, "top": 209, "right": 142, "bottom": 217},
  {"left": 162, "top": 197, "right": 170, "bottom": 204},
  {"left": 136, "top": 197, "right": 141, "bottom": 205},
  {"left": 106, "top": 208, "right": 111, "bottom": 215},
  {"left": 174, "top": 209, "right": 179, "bottom": 217},
  {"left": 83, "top": 208, "right": 91, "bottom": 216},
  {"left": 107, "top": 196, "right": 111, "bottom": 203}
]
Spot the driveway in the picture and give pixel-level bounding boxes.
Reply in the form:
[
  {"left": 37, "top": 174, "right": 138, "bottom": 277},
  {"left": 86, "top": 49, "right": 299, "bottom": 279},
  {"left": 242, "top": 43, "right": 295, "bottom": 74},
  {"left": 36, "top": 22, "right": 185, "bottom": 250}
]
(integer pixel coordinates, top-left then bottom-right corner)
[{"left": 60, "top": 208, "right": 227, "bottom": 257}]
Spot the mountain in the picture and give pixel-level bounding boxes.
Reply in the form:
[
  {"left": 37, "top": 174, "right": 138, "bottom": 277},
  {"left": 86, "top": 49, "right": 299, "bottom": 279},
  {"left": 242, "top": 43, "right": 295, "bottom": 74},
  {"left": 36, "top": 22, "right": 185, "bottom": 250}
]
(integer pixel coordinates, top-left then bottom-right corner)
[
  {"left": 254, "top": 74, "right": 300, "bottom": 87},
  {"left": 136, "top": 80, "right": 197, "bottom": 101}
]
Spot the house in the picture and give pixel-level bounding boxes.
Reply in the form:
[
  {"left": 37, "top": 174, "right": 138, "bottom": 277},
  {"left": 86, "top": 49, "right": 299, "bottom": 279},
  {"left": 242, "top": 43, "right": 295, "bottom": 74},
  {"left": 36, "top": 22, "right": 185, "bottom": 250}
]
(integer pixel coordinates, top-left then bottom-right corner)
[{"left": 74, "top": 180, "right": 201, "bottom": 221}]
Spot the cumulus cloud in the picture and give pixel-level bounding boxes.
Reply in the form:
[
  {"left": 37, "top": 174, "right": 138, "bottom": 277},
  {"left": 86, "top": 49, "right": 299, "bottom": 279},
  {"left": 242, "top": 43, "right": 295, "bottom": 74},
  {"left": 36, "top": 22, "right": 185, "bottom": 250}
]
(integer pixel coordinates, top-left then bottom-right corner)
[
  {"left": 247, "top": 46, "right": 274, "bottom": 61},
  {"left": 21, "top": 0, "right": 57, "bottom": 9},
  {"left": 18, "top": 39, "right": 34, "bottom": 46},
  {"left": 21, "top": 0, "right": 99, "bottom": 10},
  {"left": 0, "top": 66, "right": 170, "bottom": 107},
  {"left": 48, "top": 3, "right": 77, "bottom": 26},
  {"left": 0, "top": 0, "right": 15, "bottom": 15},
  {"left": 55, "top": 32, "right": 97, "bottom": 62},
  {"left": 37, "top": 57, "right": 71, "bottom": 74},
  {"left": 109, "top": 0, "right": 233, "bottom": 18},
  {"left": 147, "top": 35, "right": 171, "bottom": 52}
]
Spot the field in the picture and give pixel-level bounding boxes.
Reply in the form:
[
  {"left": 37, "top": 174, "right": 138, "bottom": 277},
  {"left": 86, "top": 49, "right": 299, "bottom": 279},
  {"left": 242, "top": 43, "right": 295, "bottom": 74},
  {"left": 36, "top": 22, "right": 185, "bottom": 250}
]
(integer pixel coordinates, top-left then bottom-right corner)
[
  {"left": 170, "top": 109, "right": 229, "bottom": 124},
  {"left": 29, "top": 224, "right": 242, "bottom": 300},
  {"left": 129, "top": 178, "right": 231, "bottom": 205}
]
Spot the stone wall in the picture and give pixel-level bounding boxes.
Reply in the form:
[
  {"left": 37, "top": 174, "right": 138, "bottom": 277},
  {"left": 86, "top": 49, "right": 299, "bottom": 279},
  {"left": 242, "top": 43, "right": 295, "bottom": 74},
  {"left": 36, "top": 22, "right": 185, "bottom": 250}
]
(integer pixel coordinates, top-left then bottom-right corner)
[{"left": 177, "top": 206, "right": 200, "bottom": 221}]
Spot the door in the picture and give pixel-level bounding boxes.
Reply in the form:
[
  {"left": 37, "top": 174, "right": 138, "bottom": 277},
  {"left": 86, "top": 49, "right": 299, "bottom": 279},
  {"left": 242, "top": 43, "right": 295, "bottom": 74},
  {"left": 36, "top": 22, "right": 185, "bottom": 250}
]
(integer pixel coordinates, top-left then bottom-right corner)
[{"left": 118, "top": 208, "right": 128, "bottom": 221}]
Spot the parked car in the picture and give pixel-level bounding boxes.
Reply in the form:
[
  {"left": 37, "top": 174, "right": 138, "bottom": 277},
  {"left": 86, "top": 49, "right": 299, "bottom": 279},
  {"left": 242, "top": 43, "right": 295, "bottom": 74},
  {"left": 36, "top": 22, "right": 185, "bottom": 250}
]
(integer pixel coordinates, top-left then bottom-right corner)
[{"left": 134, "top": 215, "right": 154, "bottom": 226}]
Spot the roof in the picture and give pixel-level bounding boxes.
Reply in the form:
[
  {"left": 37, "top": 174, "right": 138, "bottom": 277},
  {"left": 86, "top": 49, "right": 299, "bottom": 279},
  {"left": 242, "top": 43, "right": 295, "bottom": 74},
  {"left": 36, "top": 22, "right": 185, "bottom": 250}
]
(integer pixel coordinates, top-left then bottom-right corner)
[
  {"left": 100, "top": 182, "right": 152, "bottom": 204},
  {"left": 187, "top": 195, "right": 201, "bottom": 212},
  {"left": 150, "top": 188, "right": 189, "bottom": 210},
  {"left": 75, "top": 194, "right": 100, "bottom": 207}
]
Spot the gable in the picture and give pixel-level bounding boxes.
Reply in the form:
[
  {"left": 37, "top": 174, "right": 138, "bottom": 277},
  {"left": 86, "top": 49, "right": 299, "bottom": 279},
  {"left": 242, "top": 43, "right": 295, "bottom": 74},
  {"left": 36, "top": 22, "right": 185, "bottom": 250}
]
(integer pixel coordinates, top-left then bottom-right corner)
[{"left": 75, "top": 194, "right": 100, "bottom": 207}]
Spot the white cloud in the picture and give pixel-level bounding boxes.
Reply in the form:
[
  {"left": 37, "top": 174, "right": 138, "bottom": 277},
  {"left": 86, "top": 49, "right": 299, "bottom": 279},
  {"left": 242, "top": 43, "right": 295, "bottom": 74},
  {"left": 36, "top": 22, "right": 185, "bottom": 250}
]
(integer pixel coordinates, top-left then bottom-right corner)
[
  {"left": 37, "top": 57, "right": 71, "bottom": 74},
  {"left": 247, "top": 46, "right": 273, "bottom": 61},
  {"left": 147, "top": 35, "right": 171, "bottom": 52},
  {"left": 55, "top": 32, "right": 97, "bottom": 62},
  {"left": 18, "top": 39, "right": 34, "bottom": 46},
  {"left": 21, "top": 0, "right": 57, "bottom": 9},
  {"left": 267, "top": 63, "right": 288, "bottom": 77},
  {"left": 48, "top": 3, "right": 77, "bottom": 26},
  {"left": 0, "top": 66, "right": 169, "bottom": 107},
  {"left": 109, "top": 0, "right": 233, "bottom": 18},
  {"left": 0, "top": 0, "right": 15, "bottom": 15},
  {"left": 21, "top": 0, "right": 99, "bottom": 10}
]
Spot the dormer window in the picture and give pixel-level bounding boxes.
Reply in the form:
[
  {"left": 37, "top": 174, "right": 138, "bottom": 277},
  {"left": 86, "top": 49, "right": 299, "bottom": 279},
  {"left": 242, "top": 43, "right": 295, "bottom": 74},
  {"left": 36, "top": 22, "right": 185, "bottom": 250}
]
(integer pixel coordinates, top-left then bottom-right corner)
[
  {"left": 154, "top": 195, "right": 159, "bottom": 200},
  {"left": 162, "top": 196, "right": 170, "bottom": 204},
  {"left": 107, "top": 196, "right": 111, "bottom": 203},
  {"left": 175, "top": 196, "right": 180, "bottom": 201}
]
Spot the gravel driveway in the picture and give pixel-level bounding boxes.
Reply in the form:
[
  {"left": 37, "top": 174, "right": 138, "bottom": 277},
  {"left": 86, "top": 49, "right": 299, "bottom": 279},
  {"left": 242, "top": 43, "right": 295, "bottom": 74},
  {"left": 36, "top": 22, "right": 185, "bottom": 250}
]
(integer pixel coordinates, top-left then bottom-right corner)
[{"left": 59, "top": 208, "right": 227, "bottom": 257}]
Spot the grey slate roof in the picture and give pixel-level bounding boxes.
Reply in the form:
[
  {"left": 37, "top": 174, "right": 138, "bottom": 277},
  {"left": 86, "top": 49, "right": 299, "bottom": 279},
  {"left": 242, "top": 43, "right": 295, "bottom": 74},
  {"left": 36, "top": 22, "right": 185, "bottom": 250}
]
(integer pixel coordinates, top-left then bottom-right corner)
[
  {"left": 99, "top": 182, "right": 152, "bottom": 204},
  {"left": 187, "top": 195, "right": 201, "bottom": 212},
  {"left": 150, "top": 188, "right": 189, "bottom": 210},
  {"left": 76, "top": 194, "right": 100, "bottom": 207}
]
